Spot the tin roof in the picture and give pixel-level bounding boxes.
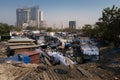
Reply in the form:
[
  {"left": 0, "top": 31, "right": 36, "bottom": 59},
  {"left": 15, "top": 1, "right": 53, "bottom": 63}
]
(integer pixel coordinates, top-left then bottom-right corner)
[
  {"left": 8, "top": 43, "right": 35, "bottom": 46},
  {"left": 8, "top": 38, "right": 35, "bottom": 43},
  {"left": 9, "top": 45, "right": 39, "bottom": 50}
]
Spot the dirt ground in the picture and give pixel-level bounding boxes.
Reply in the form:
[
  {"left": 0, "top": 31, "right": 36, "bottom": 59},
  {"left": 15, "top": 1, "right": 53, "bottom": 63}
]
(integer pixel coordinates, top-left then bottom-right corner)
[
  {"left": 0, "top": 42, "right": 120, "bottom": 80},
  {"left": 0, "top": 41, "right": 7, "bottom": 63}
]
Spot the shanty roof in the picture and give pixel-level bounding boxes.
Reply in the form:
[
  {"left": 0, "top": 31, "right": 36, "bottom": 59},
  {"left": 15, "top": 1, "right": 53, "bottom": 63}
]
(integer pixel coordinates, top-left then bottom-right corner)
[
  {"left": 8, "top": 38, "right": 35, "bottom": 43},
  {"left": 8, "top": 43, "right": 35, "bottom": 46},
  {"left": 9, "top": 45, "right": 39, "bottom": 50}
]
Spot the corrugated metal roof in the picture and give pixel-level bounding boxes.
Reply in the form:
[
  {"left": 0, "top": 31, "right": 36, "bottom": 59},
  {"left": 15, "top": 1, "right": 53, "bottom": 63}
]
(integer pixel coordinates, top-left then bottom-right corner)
[
  {"left": 9, "top": 45, "right": 39, "bottom": 50},
  {"left": 8, "top": 43, "right": 35, "bottom": 46},
  {"left": 8, "top": 38, "right": 35, "bottom": 42}
]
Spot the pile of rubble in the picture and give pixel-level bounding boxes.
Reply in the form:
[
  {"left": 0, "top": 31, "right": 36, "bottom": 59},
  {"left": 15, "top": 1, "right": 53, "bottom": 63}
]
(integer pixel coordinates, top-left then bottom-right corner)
[
  {"left": 79, "top": 63, "right": 120, "bottom": 80},
  {"left": 0, "top": 62, "right": 81, "bottom": 80},
  {"left": 0, "top": 61, "right": 39, "bottom": 80},
  {"left": 0, "top": 61, "right": 119, "bottom": 80}
]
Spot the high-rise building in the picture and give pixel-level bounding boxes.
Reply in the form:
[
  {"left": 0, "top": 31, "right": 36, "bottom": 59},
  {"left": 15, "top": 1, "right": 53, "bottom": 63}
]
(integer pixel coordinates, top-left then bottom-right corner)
[
  {"left": 16, "top": 8, "right": 30, "bottom": 27},
  {"left": 69, "top": 21, "right": 76, "bottom": 29},
  {"left": 30, "top": 6, "right": 40, "bottom": 28},
  {"left": 39, "top": 11, "right": 43, "bottom": 21},
  {"left": 16, "top": 6, "right": 43, "bottom": 28},
  {"left": 39, "top": 11, "right": 44, "bottom": 27},
  {"left": 30, "top": 6, "right": 39, "bottom": 20}
]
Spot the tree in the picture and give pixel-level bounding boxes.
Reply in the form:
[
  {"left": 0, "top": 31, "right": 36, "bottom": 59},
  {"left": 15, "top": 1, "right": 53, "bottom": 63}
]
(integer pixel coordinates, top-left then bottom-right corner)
[
  {"left": 0, "top": 23, "right": 10, "bottom": 36},
  {"left": 10, "top": 26, "right": 22, "bottom": 32},
  {"left": 97, "top": 5, "right": 120, "bottom": 47},
  {"left": 0, "top": 23, "right": 22, "bottom": 36},
  {"left": 25, "top": 26, "right": 38, "bottom": 30},
  {"left": 46, "top": 27, "right": 53, "bottom": 32},
  {"left": 81, "top": 24, "right": 94, "bottom": 37}
]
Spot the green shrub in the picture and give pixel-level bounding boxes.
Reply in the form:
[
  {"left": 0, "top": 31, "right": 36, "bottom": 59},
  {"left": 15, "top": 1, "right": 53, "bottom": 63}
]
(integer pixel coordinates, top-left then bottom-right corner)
[{"left": 1, "top": 35, "right": 10, "bottom": 41}]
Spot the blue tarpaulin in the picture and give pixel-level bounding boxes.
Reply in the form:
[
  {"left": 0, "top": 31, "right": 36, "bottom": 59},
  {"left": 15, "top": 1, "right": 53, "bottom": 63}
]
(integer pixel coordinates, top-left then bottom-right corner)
[
  {"left": 65, "top": 43, "right": 71, "bottom": 47},
  {"left": 5, "top": 54, "right": 30, "bottom": 63}
]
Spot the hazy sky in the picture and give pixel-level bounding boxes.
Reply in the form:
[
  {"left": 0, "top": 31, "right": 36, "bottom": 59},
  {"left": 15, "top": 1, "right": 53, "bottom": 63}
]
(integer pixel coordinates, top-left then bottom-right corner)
[{"left": 0, "top": 0, "right": 119, "bottom": 28}]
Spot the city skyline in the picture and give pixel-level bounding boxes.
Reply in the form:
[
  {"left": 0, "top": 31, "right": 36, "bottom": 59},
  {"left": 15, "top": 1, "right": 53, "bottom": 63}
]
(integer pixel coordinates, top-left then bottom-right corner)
[
  {"left": 0, "top": 0, "right": 120, "bottom": 28},
  {"left": 16, "top": 6, "right": 43, "bottom": 28}
]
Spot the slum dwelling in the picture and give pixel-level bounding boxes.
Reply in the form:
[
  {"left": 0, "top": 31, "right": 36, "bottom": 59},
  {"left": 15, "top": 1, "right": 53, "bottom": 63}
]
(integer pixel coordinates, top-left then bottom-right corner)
[{"left": 7, "top": 38, "right": 40, "bottom": 56}]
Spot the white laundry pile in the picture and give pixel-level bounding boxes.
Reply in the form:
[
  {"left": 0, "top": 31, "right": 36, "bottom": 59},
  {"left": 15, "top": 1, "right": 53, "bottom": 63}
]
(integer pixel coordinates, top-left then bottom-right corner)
[
  {"left": 48, "top": 51, "right": 75, "bottom": 66},
  {"left": 81, "top": 44, "right": 99, "bottom": 56}
]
